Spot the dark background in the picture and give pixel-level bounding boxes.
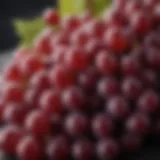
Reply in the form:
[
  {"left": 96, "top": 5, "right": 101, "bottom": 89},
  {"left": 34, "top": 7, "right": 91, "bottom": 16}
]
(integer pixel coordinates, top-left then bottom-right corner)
[
  {"left": 0, "top": 0, "right": 55, "bottom": 51},
  {"left": 0, "top": 0, "right": 160, "bottom": 159}
]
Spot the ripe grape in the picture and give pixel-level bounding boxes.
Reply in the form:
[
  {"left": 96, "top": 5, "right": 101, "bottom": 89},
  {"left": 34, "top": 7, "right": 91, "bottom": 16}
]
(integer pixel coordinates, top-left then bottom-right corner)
[
  {"left": 138, "top": 90, "right": 159, "bottom": 113},
  {"left": 25, "top": 110, "right": 51, "bottom": 137},
  {"left": 106, "top": 96, "right": 129, "bottom": 119},
  {"left": 97, "top": 77, "right": 119, "bottom": 98},
  {"left": 104, "top": 27, "right": 129, "bottom": 53},
  {"left": 3, "top": 103, "right": 29, "bottom": 126},
  {"left": 72, "top": 140, "right": 94, "bottom": 160},
  {"left": 64, "top": 113, "right": 89, "bottom": 137},
  {"left": 40, "top": 90, "right": 62, "bottom": 115},
  {"left": 130, "top": 11, "right": 152, "bottom": 35},
  {"left": 49, "top": 64, "right": 75, "bottom": 89},
  {"left": 62, "top": 87, "right": 86, "bottom": 110},
  {"left": 29, "top": 71, "right": 50, "bottom": 90},
  {"left": 92, "top": 114, "right": 114, "bottom": 138},
  {"left": 47, "top": 136, "right": 70, "bottom": 160},
  {"left": 0, "top": 126, "right": 24, "bottom": 153},
  {"left": 125, "top": 113, "right": 150, "bottom": 136},
  {"left": 96, "top": 138, "right": 119, "bottom": 160},
  {"left": 2, "top": 83, "right": 24, "bottom": 103},
  {"left": 20, "top": 55, "right": 44, "bottom": 77},
  {"left": 64, "top": 47, "right": 89, "bottom": 71},
  {"left": 95, "top": 51, "right": 119, "bottom": 75},
  {"left": 16, "top": 136, "right": 43, "bottom": 160},
  {"left": 121, "top": 77, "right": 142, "bottom": 100},
  {"left": 43, "top": 8, "right": 60, "bottom": 26}
]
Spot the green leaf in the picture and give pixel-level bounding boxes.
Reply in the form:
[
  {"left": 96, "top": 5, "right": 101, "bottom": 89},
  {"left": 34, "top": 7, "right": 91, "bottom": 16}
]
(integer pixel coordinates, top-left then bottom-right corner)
[
  {"left": 14, "top": 17, "right": 45, "bottom": 46},
  {"left": 93, "top": 0, "right": 112, "bottom": 16}
]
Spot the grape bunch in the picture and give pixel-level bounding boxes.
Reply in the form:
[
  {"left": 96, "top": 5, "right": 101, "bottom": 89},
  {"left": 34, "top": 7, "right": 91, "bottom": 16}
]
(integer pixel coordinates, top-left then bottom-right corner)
[{"left": 0, "top": 0, "right": 160, "bottom": 160}]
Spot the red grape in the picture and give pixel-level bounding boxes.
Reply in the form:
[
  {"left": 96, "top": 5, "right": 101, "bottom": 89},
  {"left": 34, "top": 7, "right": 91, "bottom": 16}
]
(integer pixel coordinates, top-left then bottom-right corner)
[
  {"left": 106, "top": 96, "right": 129, "bottom": 119},
  {"left": 2, "top": 83, "right": 24, "bottom": 103},
  {"left": 64, "top": 47, "right": 89, "bottom": 71},
  {"left": 125, "top": 113, "right": 150, "bottom": 136},
  {"left": 97, "top": 77, "right": 119, "bottom": 98},
  {"left": 138, "top": 90, "right": 159, "bottom": 113},
  {"left": 62, "top": 87, "right": 86, "bottom": 110},
  {"left": 25, "top": 110, "right": 51, "bottom": 137},
  {"left": 0, "top": 126, "right": 24, "bottom": 153},
  {"left": 125, "top": 0, "right": 143, "bottom": 17},
  {"left": 95, "top": 51, "right": 119, "bottom": 75},
  {"left": 43, "top": 8, "right": 60, "bottom": 25},
  {"left": 3, "top": 63, "right": 24, "bottom": 82},
  {"left": 104, "top": 27, "right": 130, "bottom": 53},
  {"left": 47, "top": 136, "right": 70, "bottom": 160},
  {"left": 49, "top": 64, "right": 75, "bottom": 89},
  {"left": 30, "top": 70, "right": 50, "bottom": 90},
  {"left": 72, "top": 140, "right": 94, "bottom": 160},
  {"left": 78, "top": 67, "right": 98, "bottom": 90},
  {"left": 3, "top": 103, "right": 29, "bottom": 126},
  {"left": 24, "top": 88, "right": 42, "bottom": 109},
  {"left": 130, "top": 11, "right": 152, "bottom": 35},
  {"left": 65, "top": 113, "right": 89, "bottom": 137},
  {"left": 92, "top": 114, "right": 114, "bottom": 138},
  {"left": 96, "top": 138, "right": 119, "bottom": 160},
  {"left": 16, "top": 136, "right": 43, "bottom": 160},
  {"left": 34, "top": 34, "right": 52, "bottom": 55},
  {"left": 121, "top": 77, "right": 142, "bottom": 100},
  {"left": 40, "top": 90, "right": 62, "bottom": 116},
  {"left": 20, "top": 55, "right": 45, "bottom": 77},
  {"left": 61, "top": 16, "right": 82, "bottom": 32},
  {"left": 121, "top": 55, "right": 142, "bottom": 76}
]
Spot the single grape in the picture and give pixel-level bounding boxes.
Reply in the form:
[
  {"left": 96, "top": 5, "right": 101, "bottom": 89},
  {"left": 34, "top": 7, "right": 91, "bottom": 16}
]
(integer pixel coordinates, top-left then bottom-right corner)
[
  {"left": 121, "top": 77, "right": 142, "bottom": 100},
  {"left": 64, "top": 47, "right": 89, "bottom": 71},
  {"left": 141, "top": 69, "right": 157, "bottom": 88},
  {"left": 25, "top": 110, "right": 51, "bottom": 137},
  {"left": 61, "top": 16, "right": 82, "bottom": 32},
  {"left": 20, "top": 55, "right": 45, "bottom": 77},
  {"left": 125, "top": 0, "right": 143, "bottom": 17},
  {"left": 29, "top": 71, "right": 50, "bottom": 90},
  {"left": 96, "top": 138, "right": 119, "bottom": 160},
  {"left": 40, "top": 90, "right": 62, "bottom": 116},
  {"left": 34, "top": 34, "right": 52, "bottom": 55},
  {"left": 16, "top": 136, "right": 43, "bottom": 160},
  {"left": 47, "top": 136, "right": 70, "bottom": 160},
  {"left": 125, "top": 113, "right": 150, "bottom": 135},
  {"left": 2, "top": 83, "right": 24, "bottom": 103},
  {"left": 3, "top": 63, "right": 24, "bottom": 82},
  {"left": 78, "top": 67, "right": 98, "bottom": 91},
  {"left": 97, "top": 77, "right": 119, "bottom": 98},
  {"left": 64, "top": 113, "right": 89, "bottom": 137},
  {"left": 24, "top": 88, "right": 42, "bottom": 109},
  {"left": 92, "top": 114, "right": 114, "bottom": 138},
  {"left": 138, "top": 90, "right": 159, "bottom": 113},
  {"left": 72, "top": 139, "right": 94, "bottom": 160},
  {"left": 106, "top": 96, "right": 129, "bottom": 119},
  {"left": 130, "top": 11, "right": 152, "bottom": 35},
  {"left": 95, "top": 51, "right": 119, "bottom": 75},
  {"left": 49, "top": 64, "right": 76, "bottom": 89},
  {"left": 3, "top": 103, "right": 29, "bottom": 126},
  {"left": 43, "top": 8, "right": 60, "bottom": 25},
  {"left": 121, "top": 55, "right": 142, "bottom": 76},
  {"left": 104, "top": 27, "right": 130, "bottom": 53},
  {"left": 62, "top": 87, "right": 86, "bottom": 110},
  {"left": 0, "top": 126, "right": 24, "bottom": 154}
]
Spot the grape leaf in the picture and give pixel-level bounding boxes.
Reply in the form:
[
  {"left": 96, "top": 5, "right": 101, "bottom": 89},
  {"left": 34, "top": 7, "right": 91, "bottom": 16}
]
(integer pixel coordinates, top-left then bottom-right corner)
[{"left": 14, "top": 17, "right": 45, "bottom": 46}]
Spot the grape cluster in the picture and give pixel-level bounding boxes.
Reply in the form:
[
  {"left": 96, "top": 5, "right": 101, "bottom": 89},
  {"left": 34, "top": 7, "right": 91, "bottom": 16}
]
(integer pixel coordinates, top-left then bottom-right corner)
[{"left": 0, "top": 0, "right": 160, "bottom": 160}]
